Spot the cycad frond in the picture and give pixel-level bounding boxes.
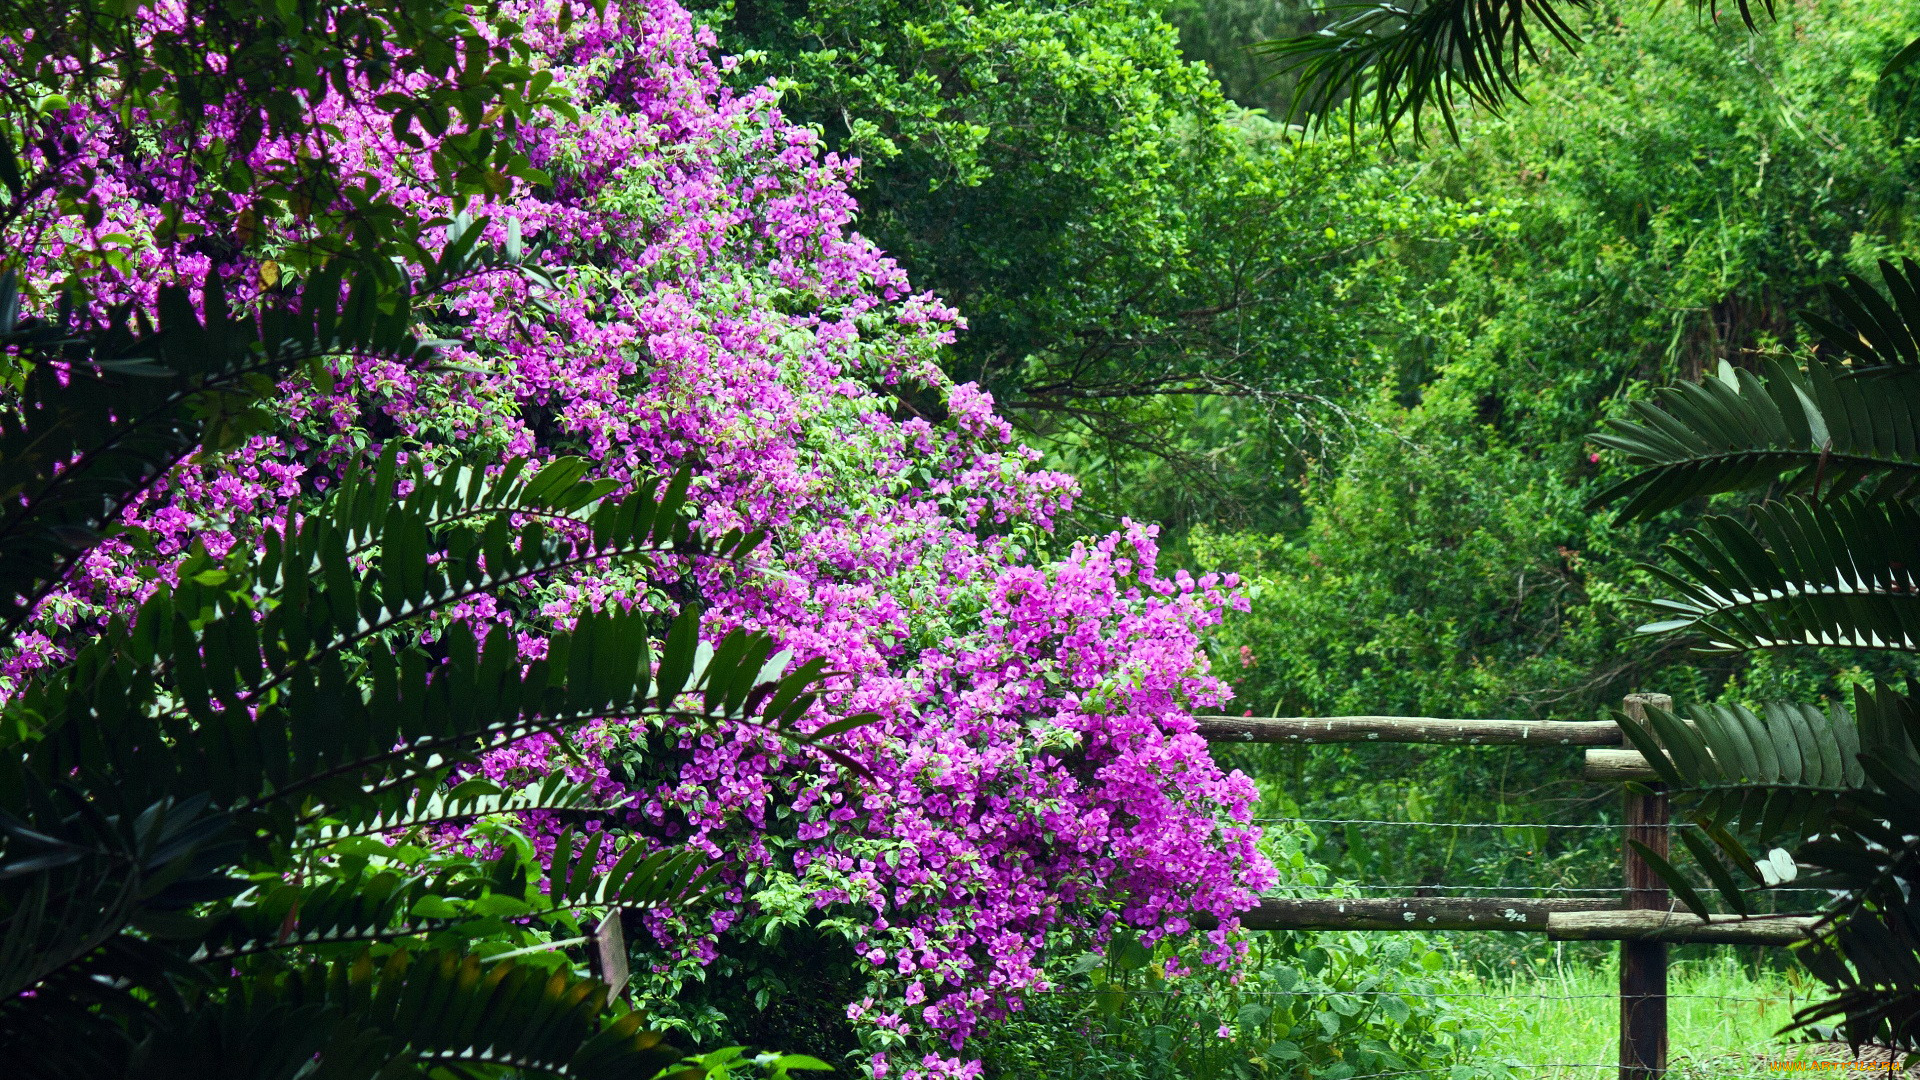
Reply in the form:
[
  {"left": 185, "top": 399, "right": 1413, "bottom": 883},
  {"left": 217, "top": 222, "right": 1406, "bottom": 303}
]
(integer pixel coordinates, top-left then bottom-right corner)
[
  {"left": 1634, "top": 495, "right": 1920, "bottom": 652},
  {"left": 316, "top": 773, "right": 608, "bottom": 843},
  {"left": 546, "top": 832, "right": 718, "bottom": 910},
  {"left": 0, "top": 263, "right": 431, "bottom": 634},
  {"left": 0, "top": 791, "right": 238, "bottom": 999},
  {"left": 1591, "top": 359, "right": 1920, "bottom": 519},
  {"left": 1617, "top": 684, "right": 1920, "bottom": 1035},
  {"left": 1619, "top": 699, "right": 1871, "bottom": 844},
  {"left": 5, "top": 437, "right": 802, "bottom": 818},
  {"left": 294, "top": 950, "right": 683, "bottom": 1080},
  {"left": 1593, "top": 187, "right": 1920, "bottom": 1056},
  {"left": 1803, "top": 258, "right": 1920, "bottom": 375},
  {"left": 0, "top": 436, "right": 861, "bottom": 1061},
  {"left": 185, "top": 836, "right": 712, "bottom": 963},
  {"left": 108, "top": 951, "right": 687, "bottom": 1080},
  {"left": 1790, "top": 764, "right": 1920, "bottom": 1050}
]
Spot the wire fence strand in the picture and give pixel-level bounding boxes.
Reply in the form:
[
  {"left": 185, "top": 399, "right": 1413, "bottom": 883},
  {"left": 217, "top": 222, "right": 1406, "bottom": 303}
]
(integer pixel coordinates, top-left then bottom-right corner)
[
  {"left": 1029, "top": 989, "right": 1799, "bottom": 1003},
  {"left": 1247, "top": 817, "right": 1665, "bottom": 830},
  {"left": 1248, "top": 1066, "right": 1905, "bottom": 1080},
  {"left": 1254, "top": 883, "right": 1834, "bottom": 894}
]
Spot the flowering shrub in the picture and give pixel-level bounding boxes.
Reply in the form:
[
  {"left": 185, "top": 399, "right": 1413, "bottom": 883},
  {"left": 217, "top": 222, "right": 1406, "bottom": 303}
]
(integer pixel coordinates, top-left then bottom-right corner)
[{"left": 2, "top": 0, "right": 1274, "bottom": 1073}]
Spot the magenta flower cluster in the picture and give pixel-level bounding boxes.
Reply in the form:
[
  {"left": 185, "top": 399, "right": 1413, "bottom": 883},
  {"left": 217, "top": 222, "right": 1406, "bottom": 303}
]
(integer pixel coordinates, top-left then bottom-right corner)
[{"left": 3, "top": 2, "right": 1275, "bottom": 1074}]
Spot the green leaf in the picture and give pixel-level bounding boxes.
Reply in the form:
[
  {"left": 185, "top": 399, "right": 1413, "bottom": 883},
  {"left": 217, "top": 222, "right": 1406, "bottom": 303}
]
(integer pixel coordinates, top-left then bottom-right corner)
[
  {"left": 1678, "top": 826, "right": 1751, "bottom": 917},
  {"left": 1627, "top": 840, "right": 1712, "bottom": 921}
]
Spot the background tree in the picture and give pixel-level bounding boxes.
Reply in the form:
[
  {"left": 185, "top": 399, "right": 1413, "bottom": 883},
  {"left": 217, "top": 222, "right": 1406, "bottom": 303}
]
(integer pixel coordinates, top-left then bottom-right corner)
[{"left": 702, "top": 0, "right": 1467, "bottom": 532}]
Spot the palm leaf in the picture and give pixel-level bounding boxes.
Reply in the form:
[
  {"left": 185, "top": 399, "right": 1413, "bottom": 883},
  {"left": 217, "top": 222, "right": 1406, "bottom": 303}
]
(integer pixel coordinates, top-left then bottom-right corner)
[
  {"left": 1591, "top": 358, "right": 1920, "bottom": 519},
  {"left": 0, "top": 262, "right": 431, "bottom": 634},
  {"left": 1253, "top": 0, "right": 1592, "bottom": 142},
  {"left": 315, "top": 773, "right": 613, "bottom": 844},
  {"left": 1632, "top": 495, "right": 1920, "bottom": 653},
  {"left": 1787, "top": 787, "right": 1920, "bottom": 1050},
  {"left": 1802, "top": 258, "right": 1920, "bottom": 375},
  {"left": 1618, "top": 699, "right": 1872, "bottom": 840},
  {"left": 186, "top": 835, "right": 713, "bottom": 963},
  {"left": 109, "top": 951, "right": 686, "bottom": 1080},
  {"left": 1256, "top": 0, "right": 1773, "bottom": 140}
]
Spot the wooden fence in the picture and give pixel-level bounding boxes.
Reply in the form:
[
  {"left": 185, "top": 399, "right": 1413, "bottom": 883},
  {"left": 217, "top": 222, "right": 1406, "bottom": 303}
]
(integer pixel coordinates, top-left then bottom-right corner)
[{"left": 1195, "top": 693, "right": 1820, "bottom": 1080}]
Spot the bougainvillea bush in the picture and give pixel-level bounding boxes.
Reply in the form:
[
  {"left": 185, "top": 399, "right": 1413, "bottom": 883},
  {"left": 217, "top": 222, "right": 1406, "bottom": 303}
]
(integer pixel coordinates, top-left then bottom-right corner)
[{"left": 2, "top": 0, "right": 1274, "bottom": 1074}]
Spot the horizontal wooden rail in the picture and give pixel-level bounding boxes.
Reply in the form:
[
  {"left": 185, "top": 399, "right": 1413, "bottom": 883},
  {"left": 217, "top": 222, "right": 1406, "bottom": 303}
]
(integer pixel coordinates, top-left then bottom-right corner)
[
  {"left": 1216, "top": 896, "right": 1619, "bottom": 932},
  {"left": 1585, "top": 749, "right": 1659, "bottom": 781},
  {"left": 1547, "top": 911, "right": 1817, "bottom": 946},
  {"left": 1207, "top": 899, "right": 1818, "bottom": 945},
  {"left": 1197, "top": 715, "right": 1624, "bottom": 747}
]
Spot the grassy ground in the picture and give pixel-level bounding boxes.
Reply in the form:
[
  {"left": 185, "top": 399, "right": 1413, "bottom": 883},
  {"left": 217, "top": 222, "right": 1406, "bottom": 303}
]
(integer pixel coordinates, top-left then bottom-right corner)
[{"left": 1451, "top": 952, "right": 1896, "bottom": 1080}]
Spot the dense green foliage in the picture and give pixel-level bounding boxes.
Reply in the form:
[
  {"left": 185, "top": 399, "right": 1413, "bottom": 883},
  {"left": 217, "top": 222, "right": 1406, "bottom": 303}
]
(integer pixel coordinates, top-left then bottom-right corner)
[
  {"left": 723, "top": 0, "right": 1920, "bottom": 1001},
  {"left": 974, "top": 831, "right": 1496, "bottom": 1080},
  {"left": 1212, "top": 0, "right": 1920, "bottom": 716},
  {"left": 704, "top": 0, "right": 1477, "bottom": 532}
]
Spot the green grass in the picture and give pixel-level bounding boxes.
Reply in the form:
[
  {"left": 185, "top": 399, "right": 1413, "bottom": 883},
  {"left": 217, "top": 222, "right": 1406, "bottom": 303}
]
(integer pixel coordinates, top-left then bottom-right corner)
[{"left": 1451, "top": 953, "right": 1862, "bottom": 1080}]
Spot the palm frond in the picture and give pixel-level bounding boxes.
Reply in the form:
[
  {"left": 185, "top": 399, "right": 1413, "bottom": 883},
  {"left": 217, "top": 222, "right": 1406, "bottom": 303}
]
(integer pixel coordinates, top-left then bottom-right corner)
[
  {"left": 1256, "top": 0, "right": 1773, "bottom": 141},
  {"left": 1593, "top": 171, "right": 1920, "bottom": 1056},
  {"left": 1253, "top": 0, "right": 1593, "bottom": 142},
  {"left": 315, "top": 772, "right": 610, "bottom": 843},
  {"left": 186, "top": 836, "right": 711, "bottom": 963},
  {"left": 6, "top": 606, "right": 840, "bottom": 864},
  {"left": 546, "top": 831, "right": 718, "bottom": 910},
  {"left": 1591, "top": 358, "right": 1920, "bottom": 519},
  {"left": 1789, "top": 773, "right": 1920, "bottom": 1050},
  {"left": 1632, "top": 495, "right": 1920, "bottom": 652},
  {"left": 296, "top": 950, "right": 684, "bottom": 1080},
  {"left": 1803, "top": 258, "right": 1920, "bottom": 375},
  {"left": 5, "top": 438, "right": 782, "bottom": 816},
  {"left": 1617, "top": 685, "right": 1919, "bottom": 1034},
  {"left": 1618, "top": 699, "right": 1870, "bottom": 843},
  {"left": 111, "top": 951, "right": 686, "bottom": 1080},
  {"left": 0, "top": 262, "right": 431, "bottom": 634},
  {"left": 0, "top": 790, "right": 239, "bottom": 999}
]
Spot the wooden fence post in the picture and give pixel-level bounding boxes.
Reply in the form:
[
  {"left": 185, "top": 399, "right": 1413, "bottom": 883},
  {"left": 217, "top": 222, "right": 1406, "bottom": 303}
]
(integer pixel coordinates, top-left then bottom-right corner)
[{"left": 1619, "top": 693, "right": 1672, "bottom": 1080}]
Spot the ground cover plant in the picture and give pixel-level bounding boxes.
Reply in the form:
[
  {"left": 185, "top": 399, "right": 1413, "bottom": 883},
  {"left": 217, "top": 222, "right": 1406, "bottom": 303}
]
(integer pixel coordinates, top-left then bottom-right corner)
[
  {"left": 700, "top": 0, "right": 1488, "bottom": 536},
  {"left": 0, "top": 0, "right": 1283, "bottom": 1076},
  {"left": 1461, "top": 953, "right": 1812, "bottom": 1078},
  {"left": 972, "top": 825, "right": 1500, "bottom": 1080}
]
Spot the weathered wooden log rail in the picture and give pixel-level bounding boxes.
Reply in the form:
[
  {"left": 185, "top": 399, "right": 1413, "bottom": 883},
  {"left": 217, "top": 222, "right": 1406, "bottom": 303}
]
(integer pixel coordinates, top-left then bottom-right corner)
[
  {"left": 1195, "top": 694, "right": 1821, "bottom": 1080},
  {"left": 1209, "top": 897, "right": 1816, "bottom": 945},
  {"left": 1193, "top": 714, "right": 1665, "bottom": 779},
  {"left": 1195, "top": 714, "right": 1625, "bottom": 746}
]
